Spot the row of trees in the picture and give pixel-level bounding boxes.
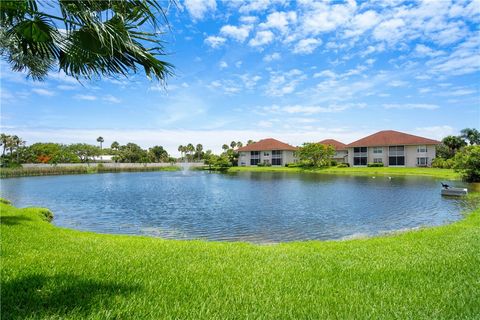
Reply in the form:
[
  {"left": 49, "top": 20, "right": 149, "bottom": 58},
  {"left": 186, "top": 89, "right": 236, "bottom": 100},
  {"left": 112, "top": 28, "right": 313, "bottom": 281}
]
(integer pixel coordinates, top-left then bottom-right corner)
[{"left": 0, "top": 134, "right": 173, "bottom": 166}]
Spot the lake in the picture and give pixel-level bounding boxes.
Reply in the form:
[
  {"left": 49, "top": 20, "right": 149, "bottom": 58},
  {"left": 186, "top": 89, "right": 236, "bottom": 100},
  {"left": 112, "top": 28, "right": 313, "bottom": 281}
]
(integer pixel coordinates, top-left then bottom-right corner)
[{"left": 0, "top": 171, "right": 469, "bottom": 242}]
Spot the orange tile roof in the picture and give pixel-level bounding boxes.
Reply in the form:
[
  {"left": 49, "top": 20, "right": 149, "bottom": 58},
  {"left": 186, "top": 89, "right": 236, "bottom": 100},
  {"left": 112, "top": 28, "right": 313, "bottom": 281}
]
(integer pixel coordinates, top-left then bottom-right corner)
[
  {"left": 346, "top": 130, "right": 441, "bottom": 147},
  {"left": 318, "top": 139, "right": 347, "bottom": 150},
  {"left": 237, "top": 138, "right": 298, "bottom": 152}
]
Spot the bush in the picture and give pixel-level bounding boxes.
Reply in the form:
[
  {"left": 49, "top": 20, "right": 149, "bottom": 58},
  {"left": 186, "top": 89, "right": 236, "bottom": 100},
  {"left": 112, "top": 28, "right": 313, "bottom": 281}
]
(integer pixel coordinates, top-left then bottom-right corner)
[
  {"left": 432, "top": 158, "right": 455, "bottom": 169},
  {"left": 330, "top": 160, "right": 338, "bottom": 166},
  {"left": 453, "top": 145, "right": 480, "bottom": 182},
  {"left": 257, "top": 162, "right": 272, "bottom": 167},
  {"left": 367, "top": 163, "right": 384, "bottom": 167},
  {"left": 286, "top": 163, "right": 302, "bottom": 168},
  {"left": 337, "top": 163, "right": 349, "bottom": 168}
]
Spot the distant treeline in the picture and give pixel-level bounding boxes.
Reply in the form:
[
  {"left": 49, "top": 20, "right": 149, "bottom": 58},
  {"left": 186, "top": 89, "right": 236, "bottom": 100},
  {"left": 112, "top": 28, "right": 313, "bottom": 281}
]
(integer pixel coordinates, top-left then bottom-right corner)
[{"left": 0, "top": 134, "right": 174, "bottom": 166}]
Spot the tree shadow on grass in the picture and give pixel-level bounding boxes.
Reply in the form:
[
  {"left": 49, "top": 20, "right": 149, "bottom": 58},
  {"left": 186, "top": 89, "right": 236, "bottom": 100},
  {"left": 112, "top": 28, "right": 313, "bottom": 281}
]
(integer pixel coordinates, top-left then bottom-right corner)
[
  {"left": 0, "top": 215, "right": 32, "bottom": 226},
  {"left": 1, "top": 273, "right": 140, "bottom": 319}
]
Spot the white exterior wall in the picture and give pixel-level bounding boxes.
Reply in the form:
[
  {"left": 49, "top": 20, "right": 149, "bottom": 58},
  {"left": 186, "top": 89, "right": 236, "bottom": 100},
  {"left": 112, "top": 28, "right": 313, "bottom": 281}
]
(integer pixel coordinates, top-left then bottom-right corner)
[
  {"left": 347, "top": 145, "right": 437, "bottom": 167},
  {"left": 405, "top": 145, "right": 436, "bottom": 167},
  {"left": 238, "top": 150, "right": 296, "bottom": 166},
  {"left": 333, "top": 150, "right": 348, "bottom": 163}
]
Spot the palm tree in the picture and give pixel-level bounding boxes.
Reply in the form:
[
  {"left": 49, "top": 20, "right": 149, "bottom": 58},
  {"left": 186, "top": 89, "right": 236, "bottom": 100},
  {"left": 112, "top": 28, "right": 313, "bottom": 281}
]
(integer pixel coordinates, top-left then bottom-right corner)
[
  {"left": 1, "top": 1, "right": 173, "bottom": 81},
  {"left": 97, "top": 136, "right": 104, "bottom": 150},
  {"left": 236, "top": 141, "right": 243, "bottom": 148},
  {"left": 442, "top": 135, "right": 467, "bottom": 157},
  {"left": 178, "top": 145, "right": 184, "bottom": 160},
  {"left": 0, "top": 134, "right": 9, "bottom": 157},
  {"left": 11, "top": 135, "right": 24, "bottom": 163},
  {"left": 196, "top": 144, "right": 203, "bottom": 161},
  {"left": 247, "top": 140, "right": 255, "bottom": 145},
  {"left": 186, "top": 143, "right": 195, "bottom": 161},
  {"left": 230, "top": 141, "right": 237, "bottom": 149},
  {"left": 222, "top": 144, "right": 229, "bottom": 151},
  {"left": 111, "top": 141, "right": 120, "bottom": 151},
  {"left": 461, "top": 128, "right": 480, "bottom": 145}
]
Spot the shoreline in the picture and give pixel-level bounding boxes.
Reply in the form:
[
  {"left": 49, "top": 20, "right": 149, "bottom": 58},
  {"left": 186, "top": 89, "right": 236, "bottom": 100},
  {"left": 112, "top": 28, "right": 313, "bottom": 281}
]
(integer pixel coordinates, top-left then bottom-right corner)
[
  {"left": 1, "top": 164, "right": 460, "bottom": 180},
  {"left": 1, "top": 197, "right": 479, "bottom": 318}
]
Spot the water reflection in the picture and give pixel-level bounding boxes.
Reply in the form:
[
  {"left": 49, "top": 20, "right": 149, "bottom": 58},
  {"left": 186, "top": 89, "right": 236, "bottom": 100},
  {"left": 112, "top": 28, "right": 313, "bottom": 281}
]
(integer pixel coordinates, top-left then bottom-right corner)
[{"left": 0, "top": 171, "right": 469, "bottom": 242}]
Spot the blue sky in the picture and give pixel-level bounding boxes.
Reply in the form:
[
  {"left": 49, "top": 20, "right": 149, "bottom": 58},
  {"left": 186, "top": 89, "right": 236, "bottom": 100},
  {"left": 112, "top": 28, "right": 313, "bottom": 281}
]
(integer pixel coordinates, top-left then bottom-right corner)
[{"left": 1, "top": 0, "right": 479, "bottom": 155}]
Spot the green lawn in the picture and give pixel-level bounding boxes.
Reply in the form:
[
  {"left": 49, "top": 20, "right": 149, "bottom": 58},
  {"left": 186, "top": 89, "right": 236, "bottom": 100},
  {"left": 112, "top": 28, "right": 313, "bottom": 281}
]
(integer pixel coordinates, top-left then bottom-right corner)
[
  {"left": 228, "top": 166, "right": 460, "bottom": 179},
  {"left": 1, "top": 199, "right": 479, "bottom": 319}
]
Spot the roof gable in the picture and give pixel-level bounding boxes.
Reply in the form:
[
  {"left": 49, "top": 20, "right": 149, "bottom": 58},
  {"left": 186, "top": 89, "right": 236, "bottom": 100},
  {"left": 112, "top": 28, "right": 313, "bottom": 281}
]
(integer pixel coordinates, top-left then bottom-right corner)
[
  {"left": 318, "top": 139, "right": 347, "bottom": 150},
  {"left": 237, "top": 138, "right": 298, "bottom": 152},
  {"left": 346, "top": 130, "right": 441, "bottom": 147}
]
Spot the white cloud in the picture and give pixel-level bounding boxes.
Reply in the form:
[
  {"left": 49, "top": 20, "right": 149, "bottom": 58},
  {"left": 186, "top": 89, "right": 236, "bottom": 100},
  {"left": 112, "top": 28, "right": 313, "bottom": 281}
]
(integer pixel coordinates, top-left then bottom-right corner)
[
  {"left": 446, "top": 89, "right": 476, "bottom": 96},
  {"left": 265, "top": 69, "right": 306, "bottom": 97},
  {"left": 239, "top": 0, "right": 285, "bottom": 13},
  {"left": 239, "top": 74, "right": 262, "bottom": 89},
  {"left": 344, "top": 10, "right": 381, "bottom": 37},
  {"left": 239, "top": 16, "right": 258, "bottom": 24},
  {"left": 57, "top": 85, "right": 77, "bottom": 90},
  {"left": 373, "top": 18, "right": 405, "bottom": 43},
  {"left": 418, "top": 88, "right": 432, "bottom": 94},
  {"left": 263, "top": 52, "right": 281, "bottom": 62},
  {"left": 219, "top": 61, "right": 228, "bottom": 69},
  {"left": 283, "top": 104, "right": 348, "bottom": 114},
  {"left": 313, "top": 70, "right": 336, "bottom": 78},
  {"left": 414, "top": 44, "right": 445, "bottom": 57},
  {"left": 103, "top": 95, "right": 121, "bottom": 103},
  {"left": 32, "top": 88, "right": 55, "bottom": 96},
  {"left": 387, "top": 80, "right": 409, "bottom": 87},
  {"left": 259, "top": 11, "right": 297, "bottom": 34},
  {"left": 220, "top": 25, "right": 251, "bottom": 42},
  {"left": 257, "top": 120, "right": 273, "bottom": 128},
  {"left": 383, "top": 103, "right": 439, "bottom": 110},
  {"left": 415, "top": 74, "right": 431, "bottom": 80},
  {"left": 248, "top": 30, "right": 274, "bottom": 47},
  {"left": 414, "top": 125, "right": 454, "bottom": 140},
  {"left": 300, "top": 1, "right": 356, "bottom": 35},
  {"left": 184, "top": 0, "right": 216, "bottom": 20},
  {"left": 293, "top": 38, "right": 321, "bottom": 54},
  {"left": 74, "top": 94, "right": 97, "bottom": 101},
  {"left": 204, "top": 36, "right": 226, "bottom": 48}
]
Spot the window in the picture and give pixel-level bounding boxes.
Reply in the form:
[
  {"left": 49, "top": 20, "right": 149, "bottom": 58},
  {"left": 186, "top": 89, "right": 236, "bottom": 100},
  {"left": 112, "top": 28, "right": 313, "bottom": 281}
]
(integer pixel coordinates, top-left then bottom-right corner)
[
  {"left": 417, "top": 145, "right": 427, "bottom": 153},
  {"left": 272, "top": 150, "right": 282, "bottom": 165},
  {"left": 373, "top": 158, "right": 383, "bottom": 163},
  {"left": 389, "top": 146, "right": 405, "bottom": 166},
  {"left": 240, "top": 152, "right": 245, "bottom": 158},
  {"left": 272, "top": 158, "right": 282, "bottom": 165},
  {"left": 417, "top": 157, "right": 428, "bottom": 166},
  {"left": 353, "top": 147, "right": 367, "bottom": 165},
  {"left": 250, "top": 151, "right": 260, "bottom": 165},
  {"left": 373, "top": 147, "right": 383, "bottom": 154}
]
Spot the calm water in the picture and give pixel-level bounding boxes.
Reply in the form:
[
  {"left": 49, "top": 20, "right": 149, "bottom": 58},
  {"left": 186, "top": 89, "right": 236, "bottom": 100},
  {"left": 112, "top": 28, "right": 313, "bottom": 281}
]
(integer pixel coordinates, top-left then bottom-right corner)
[{"left": 0, "top": 171, "right": 469, "bottom": 242}]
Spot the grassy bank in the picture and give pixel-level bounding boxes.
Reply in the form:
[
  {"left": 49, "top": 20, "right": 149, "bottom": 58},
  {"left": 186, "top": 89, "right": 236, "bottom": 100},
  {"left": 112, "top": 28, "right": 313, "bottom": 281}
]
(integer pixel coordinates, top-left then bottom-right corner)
[
  {"left": 1, "top": 199, "right": 479, "bottom": 319},
  {"left": 0, "top": 165, "right": 180, "bottom": 178},
  {"left": 228, "top": 166, "right": 460, "bottom": 179}
]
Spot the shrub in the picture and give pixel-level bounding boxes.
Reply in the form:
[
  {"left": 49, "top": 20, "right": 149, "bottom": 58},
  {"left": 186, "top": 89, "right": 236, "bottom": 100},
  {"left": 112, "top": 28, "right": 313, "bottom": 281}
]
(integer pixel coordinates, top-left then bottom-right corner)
[
  {"left": 0, "top": 198, "right": 11, "bottom": 205},
  {"left": 286, "top": 163, "right": 302, "bottom": 168},
  {"left": 367, "top": 163, "right": 384, "bottom": 167},
  {"left": 330, "top": 160, "right": 338, "bottom": 166},
  {"left": 453, "top": 145, "right": 480, "bottom": 182},
  {"left": 337, "top": 163, "right": 349, "bottom": 168},
  {"left": 257, "top": 162, "right": 272, "bottom": 167},
  {"left": 39, "top": 209, "right": 54, "bottom": 222},
  {"left": 432, "top": 158, "right": 455, "bottom": 169}
]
